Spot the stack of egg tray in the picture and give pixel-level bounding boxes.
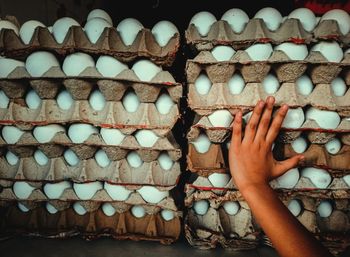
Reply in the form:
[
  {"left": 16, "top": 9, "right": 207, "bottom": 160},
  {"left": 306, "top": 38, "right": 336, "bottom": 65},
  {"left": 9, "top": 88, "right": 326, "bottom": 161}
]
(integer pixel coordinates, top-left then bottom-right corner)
[
  {"left": 0, "top": 17, "right": 183, "bottom": 244},
  {"left": 184, "top": 16, "right": 350, "bottom": 254}
]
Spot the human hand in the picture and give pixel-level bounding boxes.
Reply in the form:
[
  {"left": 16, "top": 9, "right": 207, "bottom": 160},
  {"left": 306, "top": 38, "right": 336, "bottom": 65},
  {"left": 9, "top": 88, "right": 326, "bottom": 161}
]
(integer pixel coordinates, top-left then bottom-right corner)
[{"left": 228, "top": 96, "right": 304, "bottom": 194}]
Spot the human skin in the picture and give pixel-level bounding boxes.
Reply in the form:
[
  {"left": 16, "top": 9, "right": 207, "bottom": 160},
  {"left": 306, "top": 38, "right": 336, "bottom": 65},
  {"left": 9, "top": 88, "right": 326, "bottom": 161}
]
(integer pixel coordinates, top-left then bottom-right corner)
[{"left": 228, "top": 96, "right": 333, "bottom": 257}]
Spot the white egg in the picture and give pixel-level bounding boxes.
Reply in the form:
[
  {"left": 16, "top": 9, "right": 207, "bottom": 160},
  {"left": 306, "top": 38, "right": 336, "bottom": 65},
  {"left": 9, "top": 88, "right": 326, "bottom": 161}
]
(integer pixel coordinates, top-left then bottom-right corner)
[
  {"left": 104, "top": 182, "right": 132, "bottom": 201},
  {"left": 291, "top": 136, "right": 308, "bottom": 153},
  {"left": 89, "top": 90, "right": 106, "bottom": 111},
  {"left": 223, "top": 201, "right": 240, "bottom": 215},
  {"left": 274, "top": 43, "right": 308, "bottom": 60},
  {"left": 63, "top": 149, "right": 80, "bottom": 166},
  {"left": 116, "top": 18, "right": 144, "bottom": 46},
  {"left": 305, "top": 107, "right": 340, "bottom": 129},
  {"left": 208, "top": 173, "right": 230, "bottom": 187},
  {"left": 25, "top": 90, "right": 42, "bottom": 109},
  {"left": 262, "top": 73, "right": 280, "bottom": 94},
  {"left": 100, "top": 128, "right": 125, "bottom": 145},
  {"left": 137, "top": 186, "right": 169, "bottom": 204},
  {"left": 221, "top": 8, "right": 249, "bottom": 33},
  {"left": 288, "top": 199, "right": 302, "bottom": 216},
  {"left": 131, "top": 205, "right": 146, "bottom": 218},
  {"left": 211, "top": 46, "right": 236, "bottom": 61},
  {"left": 5, "top": 151, "right": 19, "bottom": 166},
  {"left": 158, "top": 152, "right": 174, "bottom": 170},
  {"left": 281, "top": 108, "right": 305, "bottom": 129},
  {"left": 87, "top": 9, "right": 112, "bottom": 25},
  {"left": 1, "top": 126, "right": 25, "bottom": 144},
  {"left": 321, "top": 9, "right": 350, "bottom": 35},
  {"left": 208, "top": 109, "right": 233, "bottom": 127},
  {"left": 301, "top": 167, "right": 332, "bottom": 188},
  {"left": 46, "top": 202, "right": 58, "bottom": 214},
  {"left": 288, "top": 8, "right": 317, "bottom": 32},
  {"left": 26, "top": 51, "right": 60, "bottom": 77},
  {"left": 245, "top": 43, "right": 273, "bottom": 61},
  {"left": 33, "top": 149, "right": 49, "bottom": 166},
  {"left": 68, "top": 123, "right": 98, "bottom": 143},
  {"left": 102, "top": 203, "right": 116, "bottom": 216},
  {"left": 325, "top": 138, "right": 341, "bottom": 154},
  {"left": 18, "top": 203, "right": 30, "bottom": 212},
  {"left": 33, "top": 124, "right": 65, "bottom": 143},
  {"left": 132, "top": 60, "right": 162, "bottom": 82},
  {"left": 73, "top": 202, "right": 87, "bottom": 215},
  {"left": 317, "top": 200, "right": 333, "bottom": 218},
  {"left": 95, "top": 149, "right": 110, "bottom": 168},
  {"left": 193, "top": 200, "right": 209, "bottom": 215},
  {"left": 52, "top": 17, "right": 80, "bottom": 44},
  {"left": 0, "top": 58, "right": 25, "bottom": 78},
  {"left": 96, "top": 56, "right": 128, "bottom": 77},
  {"left": 13, "top": 181, "right": 35, "bottom": 199},
  {"left": 134, "top": 130, "right": 159, "bottom": 147},
  {"left": 311, "top": 41, "right": 343, "bottom": 63},
  {"left": 228, "top": 74, "right": 245, "bottom": 95},
  {"left": 155, "top": 93, "right": 174, "bottom": 115},
  {"left": 296, "top": 75, "right": 314, "bottom": 96},
  {"left": 331, "top": 77, "right": 347, "bottom": 97},
  {"left": 19, "top": 20, "right": 45, "bottom": 44},
  {"left": 194, "top": 73, "right": 212, "bottom": 95},
  {"left": 73, "top": 181, "right": 103, "bottom": 200},
  {"left": 151, "top": 20, "right": 179, "bottom": 47},
  {"left": 84, "top": 17, "right": 112, "bottom": 44},
  {"left": 0, "top": 20, "right": 19, "bottom": 34},
  {"left": 43, "top": 181, "right": 71, "bottom": 199},
  {"left": 62, "top": 52, "right": 95, "bottom": 76},
  {"left": 275, "top": 168, "right": 300, "bottom": 188},
  {"left": 254, "top": 7, "right": 282, "bottom": 31},
  {"left": 48, "top": 26, "right": 53, "bottom": 33},
  {"left": 56, "top": 90, "right": 74, "bottom": 110},
  {"left": 122, "top": 91, "right": 140, "bottom": 113},
  {"left": 126, "top": 151, "right": 143, "bottom": 168},
  {"left": 0, "top": 90, "right": 9, "bottom": 108},
  {"left": 191, "top": 133, "right": 211, "bottom": 154},
  {"left": 343, "top": 174, "right": 350, "bottom": 187},
  {"left": 189, "top": 11, "right": 217, "bottom": 36},
  {"left": 161, "top": 209, "right": 175, "bottom": 221}
]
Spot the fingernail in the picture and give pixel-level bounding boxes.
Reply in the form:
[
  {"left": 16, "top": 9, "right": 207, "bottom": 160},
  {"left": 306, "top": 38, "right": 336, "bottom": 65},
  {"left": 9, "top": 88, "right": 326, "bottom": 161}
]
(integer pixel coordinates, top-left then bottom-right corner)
[
  {"left": 281, "top": 104, "right": 289, "bottom": 112},
  {"left": 267, "top": 96, "right": 275, "bottom": 104},
  {"left": 299, "top": 155, "right": 305, "bottom": 162},
  {"left": 259, "top": 101, "right": 265, "bottom": 108}
]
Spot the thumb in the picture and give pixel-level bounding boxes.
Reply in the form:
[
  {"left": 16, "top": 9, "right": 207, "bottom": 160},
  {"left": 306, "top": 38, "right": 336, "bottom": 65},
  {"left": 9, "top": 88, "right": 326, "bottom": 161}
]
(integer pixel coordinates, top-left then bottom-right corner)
[{"left": 274, "top": 155, "right": 304, "bottom": 178}]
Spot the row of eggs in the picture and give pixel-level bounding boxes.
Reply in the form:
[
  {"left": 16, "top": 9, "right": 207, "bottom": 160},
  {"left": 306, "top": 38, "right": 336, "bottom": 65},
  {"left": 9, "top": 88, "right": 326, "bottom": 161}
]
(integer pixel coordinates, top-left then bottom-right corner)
[
  {"left": 2, "top": 125, "right": 161, "bottom": 147},
  {"left": 195, "top": 73, "right": 349, "bottom": 97},
  {"left": 4, "top": 148, "right": 175, "bottom": 170},
  {"left": 17, "top": 202, "right": 176, "bottom": 220},
  {"left": 12, "top": 181, "right": 169, "bottom": 203},
  {"left": 0, "top": 52, "right": 165, "bottom": 80},
  {"left": 0, "top": 89, "right": 175, "bottom": 114},
  {"left": 190, "top": 8, "right": 350, "bottom": 35},
  {"left": 0, "top": 9, "right": 178, "bottom": 47}
]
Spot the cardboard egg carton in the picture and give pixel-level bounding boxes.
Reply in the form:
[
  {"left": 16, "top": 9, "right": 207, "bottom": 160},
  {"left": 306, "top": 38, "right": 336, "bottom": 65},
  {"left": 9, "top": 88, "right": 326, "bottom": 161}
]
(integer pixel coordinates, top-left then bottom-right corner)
[
  {"left": 0, "top": 66, "right": 182, "bottom": 102},
  {"left": 186, "top": 51, "right": 350, "bottom": 84},
  {"left": 0, "top": 156, "right": 181, "bottom": 186},
  {"left": 0, "top": 100, "right": 179, "bottom": 130},
  {"left": 0, "top": 25, "right": 180, "bottom": 67},
  {"left": 186, "top": 19, "right": 350, "bottom": 51},
  {"left": 0, "top": 201, "right": 181, "bottom": 244}
]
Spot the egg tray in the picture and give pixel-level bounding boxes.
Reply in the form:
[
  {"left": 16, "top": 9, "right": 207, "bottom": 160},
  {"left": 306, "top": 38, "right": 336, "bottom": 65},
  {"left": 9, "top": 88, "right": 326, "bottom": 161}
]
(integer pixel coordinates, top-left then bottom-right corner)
[
  {"left": 0, "top": 202, "right": 181, "bottom": 244},
  {"left": 188, "top": 83, "right": 350, "bottom": 113},
  {"left": 186, "top": 51, "right": 350, "bottom": 85},
  {"left": 0, "top": 25, "right": 180, "bottom": 67},
  {"left": 186, "top": 19, "right": 350, "bottom": 51},
  {"left": 0, "top": 100, "right": 180, "bottom": 131},
  {"left": 0, "top": 66, "right": 182, "bottom": 102},
  {"left": 0, "top": 155, "right": 181, "bottom": 186}
]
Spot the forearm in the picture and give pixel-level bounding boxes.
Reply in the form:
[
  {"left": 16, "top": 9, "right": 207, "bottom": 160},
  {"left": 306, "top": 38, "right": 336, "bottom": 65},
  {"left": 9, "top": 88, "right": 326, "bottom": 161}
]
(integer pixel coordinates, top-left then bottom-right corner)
[{"left": 241, "top": 184, "right": 332, "bottom": 257}]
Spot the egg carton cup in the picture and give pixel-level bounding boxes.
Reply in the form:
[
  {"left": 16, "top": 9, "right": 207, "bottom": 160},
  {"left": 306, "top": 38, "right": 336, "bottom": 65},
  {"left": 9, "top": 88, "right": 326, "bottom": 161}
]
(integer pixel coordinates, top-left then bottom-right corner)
[
  {"left": 189, "top": 82, "right": 350, "bottom": 113},
  {"left": 186, "top": 19, "right": 350, "bottom": 51},
  {"left": 186, "top": 51, "right": 350, "bottom": 85},
  {"left": 0, "top": 25, "right": 180, "bottom": 67},
  {"left": 0, "top": 100, "right": 180, "bottom": 130},
  {"left": 0, "top": 155, "right": 181, "bottom": 186},
  {"left": 0, "top": 202, "right": 181, "bottom": 244},
  {"left": 0, "top": 66, "right": 182, "bottom": 102}
]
